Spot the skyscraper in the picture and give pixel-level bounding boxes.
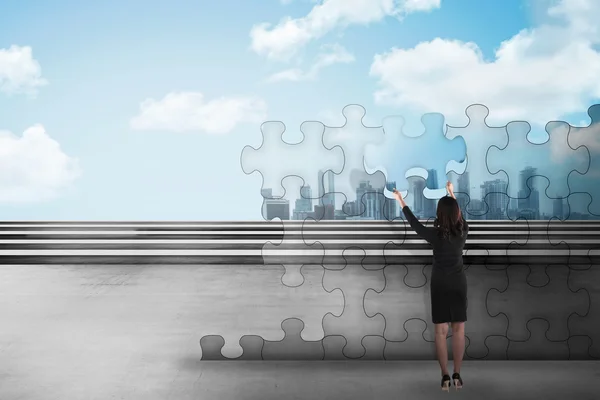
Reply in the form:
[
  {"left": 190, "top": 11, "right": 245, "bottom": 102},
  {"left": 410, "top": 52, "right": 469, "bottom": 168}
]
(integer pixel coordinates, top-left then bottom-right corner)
[
  {"left": 261, "top": 187, "right": 290, "bottom": 220},
  {"left": 518, "top": 166, "right": 540, "bottom": 219},
  {"left": 265, "top": 199, "right": 290, "bottom": 220},
  {"left": 384, "top": 180, "right": 398, "bottom": 220},
  {"left": 356, "top": 180, "right": 384, "bottom": 220},
  {"left": 293, "top": 185, "right": 313, "bottom": 220},
  {"left": 318, "top": 169, "right": 335, "bottom": 208},
  {"left": 412, "top": 179, "right": 426, "bottom": 215},
  {"left": 457, "top": 171, "right": 470, "bottom": 213},
  {"left": 424, "top": 169, "right": 439, "bottom": 217},
  {"left": 480, "top": 179, "right": 508, "bottom": 219},
  {"left": 553, "top": 198, "right": 564, "bottom": 220}
]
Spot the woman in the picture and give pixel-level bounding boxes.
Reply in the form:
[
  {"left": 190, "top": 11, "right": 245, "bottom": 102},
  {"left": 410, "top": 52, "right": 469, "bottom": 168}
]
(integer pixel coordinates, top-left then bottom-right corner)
[{"left": 392, "top": 181, "right": 468, "bottom": 391}]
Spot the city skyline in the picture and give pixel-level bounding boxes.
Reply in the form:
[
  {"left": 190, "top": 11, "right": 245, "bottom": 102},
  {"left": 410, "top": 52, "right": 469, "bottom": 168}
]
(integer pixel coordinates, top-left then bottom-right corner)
[{"left": 262, "top": 165, "right": 588, "bottom": 221}]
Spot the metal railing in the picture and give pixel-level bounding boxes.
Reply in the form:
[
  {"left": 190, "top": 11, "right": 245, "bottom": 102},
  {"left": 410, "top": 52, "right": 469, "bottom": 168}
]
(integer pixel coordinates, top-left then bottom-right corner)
[{"left": 0, "top": 220, "right": 598, "bottom": 265}]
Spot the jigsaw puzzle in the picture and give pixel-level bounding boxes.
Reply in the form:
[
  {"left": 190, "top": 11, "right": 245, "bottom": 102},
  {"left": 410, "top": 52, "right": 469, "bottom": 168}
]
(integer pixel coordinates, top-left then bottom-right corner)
[
  {"left": 567, "top": 104, "right": 600, "bottom": 216},
  {"left": 240, "top": 120, "right": 344, "bottom": 201},
  {"left": 320, "top": 104, "right": 388, "bottom": 215},
  {"left": 487, "top": 120, "right": 588, "bottom": 201},
  {"left": 446, "top": 104, "right": 509, "bottom": 217},
  {"left": 199, "top": 102, "right": 600, "bottom": 361},
  {"left": 364, "top": 111, "right": 467, "bottom": 196}
]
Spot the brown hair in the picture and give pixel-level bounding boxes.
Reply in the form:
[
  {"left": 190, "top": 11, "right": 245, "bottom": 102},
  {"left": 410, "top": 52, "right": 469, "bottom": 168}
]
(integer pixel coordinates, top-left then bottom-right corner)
[{"left": 433, "top": 195, "right": 465, "bottom": 240}]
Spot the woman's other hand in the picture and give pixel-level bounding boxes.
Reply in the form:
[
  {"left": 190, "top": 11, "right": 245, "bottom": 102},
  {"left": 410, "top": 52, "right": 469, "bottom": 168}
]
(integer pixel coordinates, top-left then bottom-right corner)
[{"left": 392, "top": 189, "right": 407, "bottom": 207}]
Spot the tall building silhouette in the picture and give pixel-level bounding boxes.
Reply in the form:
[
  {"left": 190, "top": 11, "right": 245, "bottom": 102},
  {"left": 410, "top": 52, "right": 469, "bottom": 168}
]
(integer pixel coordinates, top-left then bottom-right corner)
[
  {"left": 457, "top": 171, "right": 470, "bottom": 213},
  {"left": 480, "top": 179, "right": 508, "bottom": 219},
  {"left": 355, "top": 181, "right": 383, "bottom": 220},
  {"left": 293, "top": 185, "right": 313, "bottom": 220},
  {"left": 384, "top": 180, "right": 397, "bottom": 220},
  {"left": 261, "top": 187, "right": 290, "bottom": 220},
  {"left": 318, "top": 169, "right": 335, "bottom": 208},
  {"left": 424, "top": 169, "right": 439, "bottom": 218},
  {"left": 553, "top": 198, "right": 565, "bottom": 220},
  {"left": 518, "top": 166, "right": 540, "bottom": 219},
  {"left": 412, "top": 179, "right": 426, "bottom": 215}
]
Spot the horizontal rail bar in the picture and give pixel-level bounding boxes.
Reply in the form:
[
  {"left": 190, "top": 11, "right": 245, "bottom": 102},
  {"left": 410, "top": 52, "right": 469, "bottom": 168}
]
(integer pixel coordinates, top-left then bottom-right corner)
[{"left": 0, "top": 221, "right": 597, "bottom": 265}]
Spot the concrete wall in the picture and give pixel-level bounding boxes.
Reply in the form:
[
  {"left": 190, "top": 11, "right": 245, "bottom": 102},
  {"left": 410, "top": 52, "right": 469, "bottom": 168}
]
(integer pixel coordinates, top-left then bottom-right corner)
[{"left": 0, "top": 220, "right": 598, "bottom": 360}]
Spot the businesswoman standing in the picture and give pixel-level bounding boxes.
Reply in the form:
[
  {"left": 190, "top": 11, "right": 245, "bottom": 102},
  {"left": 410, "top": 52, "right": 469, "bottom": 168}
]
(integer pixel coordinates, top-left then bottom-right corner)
[{"left": 393, "top": 181, "right": 468, "bottom": 391}]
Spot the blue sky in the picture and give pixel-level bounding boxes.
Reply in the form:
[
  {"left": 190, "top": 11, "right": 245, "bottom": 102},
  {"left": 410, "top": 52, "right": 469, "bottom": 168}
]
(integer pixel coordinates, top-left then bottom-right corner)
[{"left": 0, "top": 0, "right": 599, "bottom": 220}]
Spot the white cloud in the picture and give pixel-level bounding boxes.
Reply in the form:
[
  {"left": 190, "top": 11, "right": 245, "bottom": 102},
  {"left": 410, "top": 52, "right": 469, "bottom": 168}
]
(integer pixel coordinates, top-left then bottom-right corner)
[
  {"left": 266, "top": 43, "right": 354, "bottom": 82},
  {"left": 0, "top": 125, "right": 81, "bottom": 203},
  {"left": 251, "top": 0, "right": 441, "bottom": 60},
  {"left": 0, "top": 45, "right": 47, "bottom": 95},
  {"left": 369, "top": 0, "right": 600, "bottom": 126},
  {"left": 130, "top": 92, "right": 268, "bottom": 134}
]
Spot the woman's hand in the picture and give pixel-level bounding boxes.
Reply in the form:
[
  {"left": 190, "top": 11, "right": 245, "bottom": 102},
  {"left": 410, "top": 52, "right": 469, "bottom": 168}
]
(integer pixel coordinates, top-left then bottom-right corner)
[
  {"left": 392, "top": 188, "right": 407, "bottom": 207},
  {"left": 446, "top": 181, "right": 456, "bottom": 199}
]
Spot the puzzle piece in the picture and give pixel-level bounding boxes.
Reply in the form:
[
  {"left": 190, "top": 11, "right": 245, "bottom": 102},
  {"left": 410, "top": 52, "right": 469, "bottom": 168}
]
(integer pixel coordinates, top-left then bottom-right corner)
[
  {"left": 262, "top": 218, "right": 325, "bottom": 287},
  {"left": 567, "top": 250, "right": 600, "bottom": 359},
  {"left": 364, "top": 264, "right": 431, "bottom": 342},
  {"left": 364, "top": 112, "right": 466, "bottom": 194},
  {"left": 195, "top": 264, "right": 343, "bottom": 358},
  {"left": 568, "top": 335, "right": 594, "bottom": 360},
  {"left": 507, "top": 318, "right": 570, "bottom": 360},
  {"left": 302, "top": 211, "right": 406, "bottom": 271},
  {"left": 240, "top": 120, "right": 344, "bottom": 199},
  {"left": 321, "top": 247, "right": 386, "bottom": 359},
  {"left": 487, "top": 120, "right": 588, "bottom": 201},
  {"left": 447, "top": 104, "right": 510, "bottom": 217},
  {"left": 566, "top": 104, "right": 600, "bottom": 216},
  {"left": 320, "top": 104, "right": 386, "bottom": 210},
  {"left": 487, "top": 264, "right": 587, "bottom": 342},
  {"left": 462, "top": 252, "right": 510, "bottom": 359},
  {"left": 200, "top": 335, "right": 263, "bottom": 360},
  {"left": 482, "top": 336, "right": 510, "bottom": 360},
  {"left": 383, "top": 318, "right": 436, "bottom": 360},
  {"left": 262, "top": 318, "right": 324, "bottom": 360}
]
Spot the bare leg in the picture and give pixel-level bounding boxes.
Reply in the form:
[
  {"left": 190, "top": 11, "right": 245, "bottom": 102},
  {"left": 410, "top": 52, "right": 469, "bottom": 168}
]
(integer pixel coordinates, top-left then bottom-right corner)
[
  {"left": 434, "top": 323, "right": 450, "bottom": 375},
  {"left": 451, "top": 322, "right": 465, "bottom": 373}
]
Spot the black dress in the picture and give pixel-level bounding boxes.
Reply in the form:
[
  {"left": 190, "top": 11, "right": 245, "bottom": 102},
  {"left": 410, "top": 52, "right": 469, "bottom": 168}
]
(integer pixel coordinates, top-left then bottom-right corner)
[{"left": 402, "top": 205, "right": 469, "bottom": 324}]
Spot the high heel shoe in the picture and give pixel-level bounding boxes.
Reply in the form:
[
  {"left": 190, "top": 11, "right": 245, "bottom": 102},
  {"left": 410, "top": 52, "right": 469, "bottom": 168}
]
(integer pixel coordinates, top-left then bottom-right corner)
[
  {"left": 441, "top": 374, "right": 451, "bottom": 391},
  {"left": 452, "top": 372, "right": 463, "bottom": 390}
]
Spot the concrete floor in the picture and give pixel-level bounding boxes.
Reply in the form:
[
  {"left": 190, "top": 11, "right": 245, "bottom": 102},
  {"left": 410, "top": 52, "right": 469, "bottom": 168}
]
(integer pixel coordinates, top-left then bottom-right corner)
[
  {"left": 1, "top": 360, "right": 599, "bottom": 399},
  {"left": 1, "top": 263, "right": 599, "bottom": 399}
]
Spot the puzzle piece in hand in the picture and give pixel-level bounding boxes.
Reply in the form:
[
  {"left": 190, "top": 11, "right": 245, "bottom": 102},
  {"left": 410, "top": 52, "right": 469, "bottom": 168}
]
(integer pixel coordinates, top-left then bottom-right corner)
[
  {"left": 487, "top": 264, "right": 588, "bottom": 342},
  {"left": 200, "top": 335, "right": 263, "bottom": 360},
  {"left": 262, "top": 318, "right": 324, "bottom": 360},
  {"left": 364, "top": 111, "right": 466, "bottom": 194},
  {"left": 567, "top": 103, "right": 600, "bottom": 216},
  {"left": 262, "top": 218, "right": 325, "bottom": 287},
  {"left": 321, "top": 247, "right": 386, "bottom": 359},
  {"left": 507, "top": 318, "right": 569, "bottom": 360},
  {"left": 486, "top": 120, "right": 588, "bottom": 200},
  {"left": 446, "top": 104, "right": 510, "bottom": 217},
  {"left": 241, "top": 120, "right": 344, "bottom": 199},
  {"left": 320, "top": 104, "right": 385, "bottom": 207}
]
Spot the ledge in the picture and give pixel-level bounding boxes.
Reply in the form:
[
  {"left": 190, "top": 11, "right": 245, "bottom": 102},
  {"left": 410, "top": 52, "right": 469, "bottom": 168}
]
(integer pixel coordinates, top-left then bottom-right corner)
[{"left": 0, "top": 220, "right": 598, "bottom": 265}]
